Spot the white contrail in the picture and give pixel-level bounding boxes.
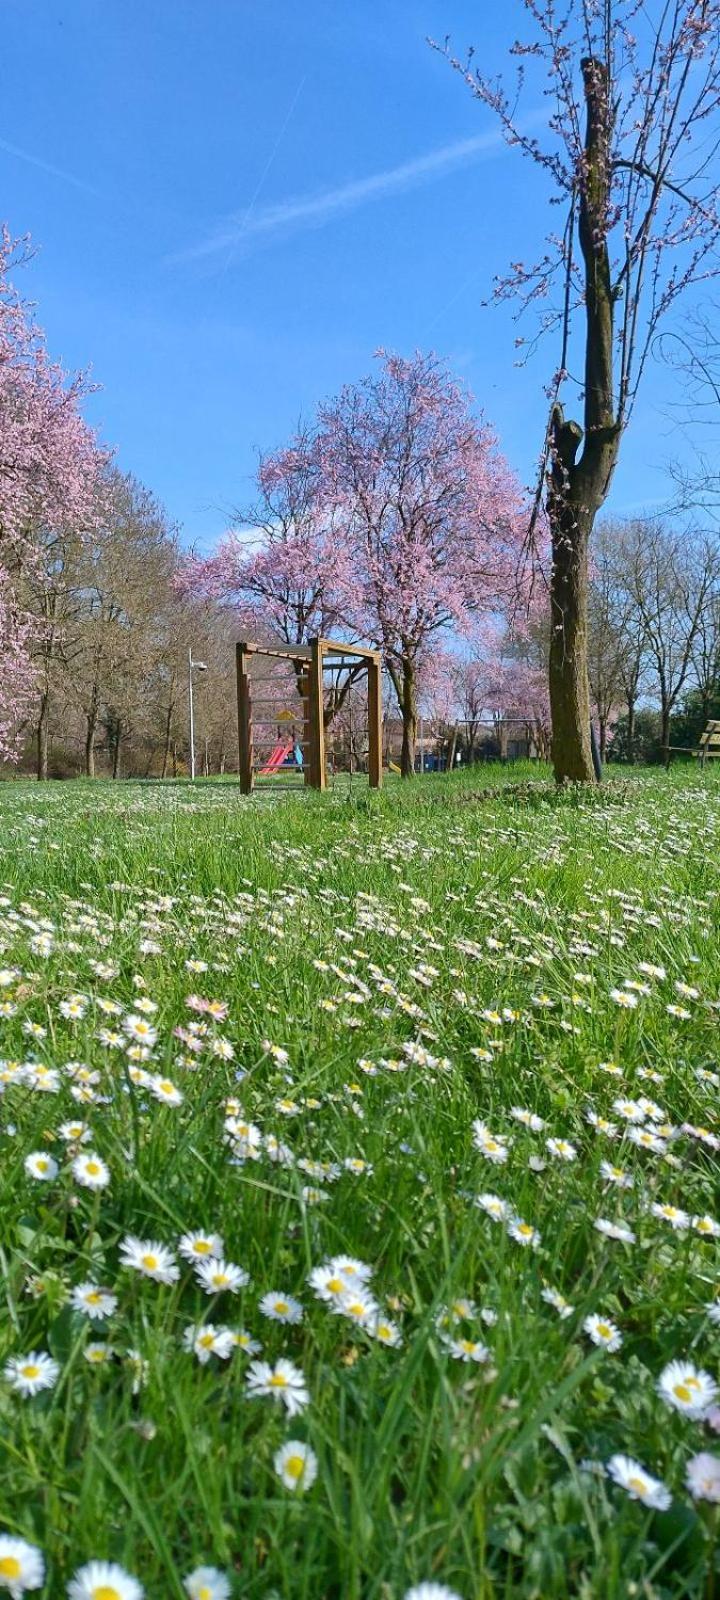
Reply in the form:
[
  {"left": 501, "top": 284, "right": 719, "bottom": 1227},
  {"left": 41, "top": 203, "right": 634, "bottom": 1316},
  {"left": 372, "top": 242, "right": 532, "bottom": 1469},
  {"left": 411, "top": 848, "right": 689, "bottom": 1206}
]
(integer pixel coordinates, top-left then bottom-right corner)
[
  {"left": 170, "top": 126, "right": 513, "bottom": 265},
  {"left": 0, "top": 135, "right": 103, "bottom": 197}
]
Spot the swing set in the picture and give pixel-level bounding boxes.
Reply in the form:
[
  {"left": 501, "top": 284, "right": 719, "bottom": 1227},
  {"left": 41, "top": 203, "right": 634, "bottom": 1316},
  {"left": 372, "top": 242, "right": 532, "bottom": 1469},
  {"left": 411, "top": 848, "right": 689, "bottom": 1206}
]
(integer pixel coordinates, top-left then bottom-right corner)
[{"left": 235, "top": 637, "right": 383, "bottom": 793}]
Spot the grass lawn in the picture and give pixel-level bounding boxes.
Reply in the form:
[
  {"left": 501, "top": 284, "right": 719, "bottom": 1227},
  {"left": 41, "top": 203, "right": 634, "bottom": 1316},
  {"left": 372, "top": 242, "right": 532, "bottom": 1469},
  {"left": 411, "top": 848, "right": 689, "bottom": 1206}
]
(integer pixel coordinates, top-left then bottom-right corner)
[{"left": 0, "top": 766, "right": 719, "bottom": 1599}]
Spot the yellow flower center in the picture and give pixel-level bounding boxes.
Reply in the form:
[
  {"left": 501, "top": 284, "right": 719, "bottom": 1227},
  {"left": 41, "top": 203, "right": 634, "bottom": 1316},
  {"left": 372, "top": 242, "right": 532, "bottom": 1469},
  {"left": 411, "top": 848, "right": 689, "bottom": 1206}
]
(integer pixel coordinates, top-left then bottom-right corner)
[
  {"left": 212, "top": 1274, "right": 228, "bottom": 1287},
  {"left": 37, "top": 1159, "right": 48, "bottom": 1171},
  {"left": 92, "top": 1587, "right": 122, "bottom": 1600},
  {"left": 274, "top": 1301, "right": 289, "bottom": 1315},
  {"left": 21, "top": 1364, "right": 40, "bottom": 1379},
  {"left": 460, "top": 1340, "right": 477, "bottom": 1354},
  {"left": 628, "top": 1476, "right": 647, "bottom": 1495},
  {"left": 199, "top": 1334, "right": 215, "bottom": 1348},
  {"left": 285, "top": 1454, "right": 304, "bottom": 1479},
  {"left": 268, "top": 1373, "right": 288, "bottom": 1388},
  {"left": 160, "top": 1082, "right": 173, "bottom": 1094},
  {"left": 87, "top": 1292, "right": 102, "bottom": 1305},
  {"left": 0, "top": 1557, "right": 22, "bottom": 1580},
  {"left": 86, "top": 1162, "right": 101, "bottom": 1176},
  {"left": 327, "top": 1278, "right": 343, "bottom": 1294},
  {"left": 674, "top": 1383, "right": 691, "bottom": 1403},
  {"left": 597, "top": 1324, "right": 611, "bottom": 1339},
  {"left": 193, "top": 1240, "right": 212, "bottom": 1254},
  {"left": 141, "top": 1254, "right": 158, "bottom": 1271},
  {"left": 377, "top": 1325, "right": 391, "bottom": 1340},
  {"left": 517, "top": 1225, "right": 532, "bottom": 1238}
]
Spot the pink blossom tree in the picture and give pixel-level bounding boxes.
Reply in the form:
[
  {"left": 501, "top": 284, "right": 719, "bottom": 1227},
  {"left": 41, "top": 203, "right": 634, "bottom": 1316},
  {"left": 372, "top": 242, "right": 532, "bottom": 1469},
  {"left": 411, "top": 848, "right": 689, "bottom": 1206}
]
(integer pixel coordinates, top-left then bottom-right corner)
[
  {"left": 181, "top": 430, "right": 360, "bottom": 726},
  {"left": 0, "top": 231, "right": 103, "bottom": 761},
  {"left": 317, "top": 351, "right": 526, "bottom": 775},
  {"left": 436, "top": 1, "right": 720, "bottom": 782}
]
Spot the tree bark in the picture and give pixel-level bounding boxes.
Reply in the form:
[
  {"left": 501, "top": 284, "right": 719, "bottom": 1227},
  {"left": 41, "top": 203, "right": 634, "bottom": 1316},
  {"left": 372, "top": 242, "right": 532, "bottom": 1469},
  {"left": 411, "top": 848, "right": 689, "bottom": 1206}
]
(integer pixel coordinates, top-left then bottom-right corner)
[
  {"left": 85, "top": 719, "right": 97, "bottom": 779},
  {"left": 161, "top": 701, "right": 173, "bottom": 779},
  {"left": 37, "top": 693, "right": 50, "bottom": 781},
  {"left": 112, "top": 724, "right": 122, "bottom": 780},
  {"left": 400, "top": 658, "right": 417, "bottom": 778},
  {"left": 626, "top": 696, "right": 636, "bottom": 763},
  {"left": 85, "top": 685, "right": 99, "bottom": 778},
  {"left": 547, "top": 58, "right": 620, "bottom": 784},
  {"left": 660, "top": 702, "right": 671, "bottom": 766}
]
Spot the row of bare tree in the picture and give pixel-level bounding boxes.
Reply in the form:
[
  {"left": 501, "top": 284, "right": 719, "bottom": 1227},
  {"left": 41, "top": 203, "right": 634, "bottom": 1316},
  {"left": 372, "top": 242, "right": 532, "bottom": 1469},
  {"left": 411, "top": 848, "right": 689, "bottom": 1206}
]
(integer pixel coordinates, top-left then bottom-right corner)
[
  {"left": 588, "top": 520, "right": 720, "bottom": 761},
  {"left": 11, "top": 468, "right": 238, "bottom": 780}
]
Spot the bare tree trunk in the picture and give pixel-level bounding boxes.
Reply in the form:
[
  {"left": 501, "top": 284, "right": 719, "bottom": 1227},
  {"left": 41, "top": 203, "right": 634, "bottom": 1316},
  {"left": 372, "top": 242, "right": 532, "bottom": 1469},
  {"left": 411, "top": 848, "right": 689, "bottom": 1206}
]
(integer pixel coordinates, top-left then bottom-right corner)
[
  {"left": 161, "top": 702, "right": 173, "bottom": 779},
  {"left": 661, "top": 701, "right": 671, "bottom": 767},
  {"left": 547, "top": 59, "right": 620, "bottom": 784},
  {"left": 85, "top": 682, "right": 99, "bottom": 778},
  {"left": 37, "top": 693, "right": 50, "bottom": 781},
  {"left": 112, "top": 724, "right": 122, "bottom": 780},
  {"left": 599, "top": 717, "right": 607, "bottom": 762},
  {"left": 627, "top": 696, "right": 636, "bottom": 764},
  {"left": 400, "top": 658, "right": 417, "bottom": 778},
  {"left": 85, "top": 720, "right": 97, "bottom": 779}
]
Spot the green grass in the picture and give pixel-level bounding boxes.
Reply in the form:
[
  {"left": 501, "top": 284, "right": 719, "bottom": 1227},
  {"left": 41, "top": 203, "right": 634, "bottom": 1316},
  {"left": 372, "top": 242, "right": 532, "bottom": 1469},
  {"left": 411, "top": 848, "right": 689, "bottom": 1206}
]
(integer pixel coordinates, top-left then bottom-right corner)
[{"left": 0, "top": 767, "right": 719, "bottom": 1599}]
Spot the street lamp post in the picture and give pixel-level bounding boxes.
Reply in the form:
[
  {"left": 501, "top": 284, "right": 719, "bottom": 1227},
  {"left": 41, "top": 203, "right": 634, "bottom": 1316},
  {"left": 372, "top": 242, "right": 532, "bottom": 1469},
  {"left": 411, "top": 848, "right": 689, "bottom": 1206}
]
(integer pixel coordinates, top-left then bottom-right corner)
[{"left": 188, "top": 650, "right": 208, "bottom": 781}]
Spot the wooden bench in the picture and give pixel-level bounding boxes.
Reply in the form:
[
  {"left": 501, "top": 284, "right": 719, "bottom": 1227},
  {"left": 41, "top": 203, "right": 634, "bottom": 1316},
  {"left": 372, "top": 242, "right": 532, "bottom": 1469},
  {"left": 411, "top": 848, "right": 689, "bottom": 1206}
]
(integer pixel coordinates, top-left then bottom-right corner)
[
  {"left": 667, "top": 719, "right": 720, "bottom": 766},
  {"left": 698, "top": 720, "right": 720, "bottom": 765}
]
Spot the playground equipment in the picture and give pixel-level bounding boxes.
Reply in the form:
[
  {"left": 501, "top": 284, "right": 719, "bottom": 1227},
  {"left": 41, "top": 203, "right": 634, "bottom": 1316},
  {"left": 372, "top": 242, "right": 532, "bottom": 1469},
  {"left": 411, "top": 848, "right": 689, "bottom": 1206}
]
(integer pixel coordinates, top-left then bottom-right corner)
[
  {"left": 257, "top": 738, "right": 294, "bottom": 776},
  {"left": 236, "top": 637, "right": 382, "bottom": 793}
]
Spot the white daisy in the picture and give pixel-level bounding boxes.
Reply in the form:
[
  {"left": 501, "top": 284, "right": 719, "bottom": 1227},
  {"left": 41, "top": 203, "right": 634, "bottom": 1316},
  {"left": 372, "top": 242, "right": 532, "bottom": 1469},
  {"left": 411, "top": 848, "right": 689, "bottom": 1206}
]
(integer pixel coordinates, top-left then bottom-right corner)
[
  {"left": 583, "top": 1314, "right": 622, "bottom": 1352},
  {"left": 308, "top": 1264, "right": 353, "bottom": 1303},
  {"left": 606, "top": 1454, "right": 671, "bottom": 1510},
  {"left": 183, "top": 1568, "right": 231, "bottom": 1600},
  {"left": 178, "top": 1231, "right": 224, "bottom": 1264},
  {"left": 119, "top": 1236, "right": 180, "bottom": 1284},
  {"left": 67, "top": 1560, "right": 143, "bottom": 1600},
  {"left": 686, "top": 1452, "right": 720, "bottom": 1503},
  {"left": 594, "top": 1218, "right": 636, "bottom": 1243},
  {"left": 334, "top": 1288, "right": 379, "bottom": 1327},
  {"left": 369, "top": 1315, "right": 403, "bottom": 1347},
  {"left": 245, "top": 1357, "right": 309, "bottom": 1416},
  {"left": 507, "top": 1218, "right": 539, "bottom": 1248},
  {"left": 404, "top": 1585, "right": 464, "bottom": 1600},
  {"left": 183, "top": 1325, "right": 235, "bottom": 1365},
  {"left": 475, "top": 1193, "right": 509, "bottom": 1222},
  {"left": 258, "top": 1292, "right": 303, "bottom": 1324},
  {"left": 70, "top": 1283, "right": 118, "bottom": 1321},
  {"left": 4, "top": 1351, "right": 59, "bottom": 1397},
  {"left": 24, "top": 1151, "right": 58, "bottom": 1182},
  {"left": 546, "top": 1138, "right": 577, "bottom": 1162},
  {"left": 194, "top": 1259, "right": 249, "bottom": 1295},
  {"left": 71, "top": 1152, "right": 110, "bottom": 1190},
  {"left": 274, "top": 1439, "right": 318, "bottom": 1492},
  {"left": 657, "top": 1360, "right": 717, "bottom": 1418},
  {"left": 0, "top": 1535, "right": 45, "bottom": 1597}
]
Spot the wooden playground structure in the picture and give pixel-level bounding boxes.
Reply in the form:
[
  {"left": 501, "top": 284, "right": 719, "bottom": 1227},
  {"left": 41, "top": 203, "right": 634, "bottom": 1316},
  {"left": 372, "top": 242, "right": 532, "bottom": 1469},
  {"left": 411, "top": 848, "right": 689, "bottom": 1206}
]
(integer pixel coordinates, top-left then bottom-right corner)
[{"left": 235, "top": 637, "right": 383, "bottom": 793}]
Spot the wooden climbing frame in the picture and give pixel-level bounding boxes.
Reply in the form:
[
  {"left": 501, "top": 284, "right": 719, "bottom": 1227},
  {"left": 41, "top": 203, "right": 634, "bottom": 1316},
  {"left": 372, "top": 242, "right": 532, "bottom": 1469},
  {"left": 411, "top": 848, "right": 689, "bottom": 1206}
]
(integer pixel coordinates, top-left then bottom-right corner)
[{"left": 235, "top": 637, "right": 383, "bottom": 793}]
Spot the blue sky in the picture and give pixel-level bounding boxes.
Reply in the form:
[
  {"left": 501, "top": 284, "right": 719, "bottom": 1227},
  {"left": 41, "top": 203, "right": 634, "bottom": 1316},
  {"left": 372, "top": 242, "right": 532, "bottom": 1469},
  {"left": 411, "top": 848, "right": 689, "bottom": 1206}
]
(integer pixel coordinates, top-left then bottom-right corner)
[{"left": 1, "top": 0, "right": 697, "bottom": 549}]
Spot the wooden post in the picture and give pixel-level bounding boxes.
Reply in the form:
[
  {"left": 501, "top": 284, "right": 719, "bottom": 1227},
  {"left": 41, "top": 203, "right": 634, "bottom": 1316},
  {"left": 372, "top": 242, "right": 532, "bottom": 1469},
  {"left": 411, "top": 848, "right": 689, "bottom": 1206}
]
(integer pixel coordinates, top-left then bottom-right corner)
[
  {"left": 299, "top": 671, "right": 312, "bottom": 788},
  {"left": 236, "top": 644, "right": 253, "bottom": 793},
  {"left": 308, "top": 638, "right": 327, "bottom": 790},
  {"left": 367, "top": 653, "right": 382, "bottom": 789}
]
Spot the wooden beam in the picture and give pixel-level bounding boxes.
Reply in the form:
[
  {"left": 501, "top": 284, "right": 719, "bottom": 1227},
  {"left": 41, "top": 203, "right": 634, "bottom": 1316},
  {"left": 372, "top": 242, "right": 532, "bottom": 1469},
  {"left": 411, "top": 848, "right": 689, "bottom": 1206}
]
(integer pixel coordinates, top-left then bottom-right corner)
[
  {"left": 236, "top": 644, "right": 253, "bottom": 794},
  {"left": 238, "top": 641, "right": 312, "bottom": 662},
  {"left": 308, "top": 638, "right": 327, "bottom": 790},
  {"left": 367, "top": 654, "right": 382, "bottom": 789}
]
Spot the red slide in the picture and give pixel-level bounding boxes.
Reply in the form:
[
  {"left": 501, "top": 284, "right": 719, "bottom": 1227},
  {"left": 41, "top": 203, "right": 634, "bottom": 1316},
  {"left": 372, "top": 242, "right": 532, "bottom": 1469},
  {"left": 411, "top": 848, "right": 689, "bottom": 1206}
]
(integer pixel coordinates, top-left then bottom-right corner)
[{"left": 258, "top": 739, "right": 293, "bottom": 776}]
